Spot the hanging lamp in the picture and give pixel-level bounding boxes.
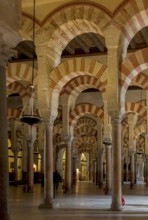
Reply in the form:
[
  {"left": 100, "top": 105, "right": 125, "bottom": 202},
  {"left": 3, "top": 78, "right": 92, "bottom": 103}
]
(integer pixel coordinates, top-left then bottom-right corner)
[{"left": 20, "top": 0, "right": 42, "bottom": 126}]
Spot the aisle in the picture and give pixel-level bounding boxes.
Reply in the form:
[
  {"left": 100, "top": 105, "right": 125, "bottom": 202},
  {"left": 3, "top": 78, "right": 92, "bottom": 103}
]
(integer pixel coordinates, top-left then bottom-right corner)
[{"left": 9, "top": 181, "right": 148, "bottom": 220}]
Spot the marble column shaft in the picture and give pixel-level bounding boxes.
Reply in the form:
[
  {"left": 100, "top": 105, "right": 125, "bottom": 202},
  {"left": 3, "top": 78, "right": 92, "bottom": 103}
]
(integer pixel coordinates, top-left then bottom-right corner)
[
  {"left": 97, "top": 122, "right": 103, "bottom": 188},
  {"left": 130, "top": 151, "right": 135, "bottom": 188},
  {"left": 111, "top": 116, "right": 122, "bottom": 210},
  {"left": 72, "top": 156, "right": 77, "bottom": 185},
  {"left": 27, "top": 140, "right": 34, "bottom": 192},
  {"left": 145, "top": 156, "right": 148, "bottom": 186},
  {"left": 14, "top": 150, "right": 18, "bottom": 184},
  {"left": 106, "top": 145, "right": 112, "bottom": 194},
  {"left": 65, "top": 138, "right": 72, "bottom": 191},
  {"left": 39, "top": 119, "right": 53, "bottom": 209},
  {"left": 0, "top": 64, "right": 10, "bottom": 220}
]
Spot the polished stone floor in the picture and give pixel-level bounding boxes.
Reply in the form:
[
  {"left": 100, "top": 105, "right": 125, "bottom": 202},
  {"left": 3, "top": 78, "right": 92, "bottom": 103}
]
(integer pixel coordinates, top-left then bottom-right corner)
[{"left": 10, "top": 181, "right": 148, "bottom": 220}]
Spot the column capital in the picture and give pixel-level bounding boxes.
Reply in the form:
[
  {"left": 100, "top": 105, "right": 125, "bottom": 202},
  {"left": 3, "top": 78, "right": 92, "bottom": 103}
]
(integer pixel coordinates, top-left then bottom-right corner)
[
  {"left": 44, "top": 116, "right": 55, "bottom": 126},
  {"left": 110, "top": 112, "right": 123, "bottom": 124},
  {"left": 63, "top": 135, "right": 73, "bottom": 144},
  {"left": 103, "top": 137, "right": 112, "bottom": 146},
  {"left": 129, "top": 148, "right": 136, "bottom": 155}
]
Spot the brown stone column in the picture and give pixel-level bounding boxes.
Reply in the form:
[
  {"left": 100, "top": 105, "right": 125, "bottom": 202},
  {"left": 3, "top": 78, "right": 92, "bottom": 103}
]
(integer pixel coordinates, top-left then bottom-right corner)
[
  {"left": 98, "top": 148, "right": 103, "bottom": 188},
  {"left": 0, "top": 50, "right": 13, "bottom": 220},
  {"left": 97, "top": 121, "right": 103, "bottom": 188},
  {"left": 72, "top": 156, "right": 77, "bottom": 185},
  {"left": 111, "top": 115, "right": 122, "bottom": 211},
  {"left": 93, "top": 159, "right": 96, "bottom": 183},
  {"left": 105, "top": 144, "right": 112, "bottom": 194},
  {"left": 64, "top": 136, "right": 72, "bottom": 192},
  {"left": 145, "top": 155, "right": 148, "bottom": 186},
  {"left": 39, "top": 118, "right": 54, "bottom": 209},
  {"left": 9, "top": 119, "right": 18, "bottom": 185},
  {"left": 13, "top": 149, "right": 18, "bottom": 186},
  {"left": 39, "top": 149, "right": 44, "bottom": 186},
  {"left": 125, "top": 162, "right": 129, "bottom": 182},
  {"left": 96, "top": 159, "right": 99, "bottom": 185},
  {"left": 27, "top": 139, "right": 34, "bottom": 192}
]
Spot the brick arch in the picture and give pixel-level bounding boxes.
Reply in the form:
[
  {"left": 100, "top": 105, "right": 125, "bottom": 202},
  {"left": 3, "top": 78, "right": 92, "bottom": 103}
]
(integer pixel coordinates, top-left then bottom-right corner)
[
  {"left": 20, "top": 13, "right": 41, "bottom": 40},
  {"left": 69, "top": 103, "right": 103, "bottom": 137},
  {"left": 49, "top": 58, "right": 107, "bottom": 115},
  {"left": 130, "top": 73, "right": 148, "bottom": 90},
  {"left": 135, "top": 125, "right": 146, "bottom": 140},
  {"left": 120, "top": 48, "right": 148, "bottom": 112},
  {"left": 7, "top": 82, "right": 30, "bottom": 98},
  {"left": 61, "top": 75, "right": 106, "bottom": 109},
  {"left": 77, "top": 116, "right": 97, "bottom": 129},
  {"left": 75, "top": 136, "right": 96, "bottom": 148},
  {"left": 7, "top": 62, "right": 37, "bottom": 86},
  {"left": 125, "top": 103, "right": 146, "bottom": 118},
  {"left": 7, "top": 109, "right": 21, "bottom": 120},
  {"left": 75, "top": 126, "right": 97, "bottom": 137},
  {"left": 42, "top": 4, "right": 110, "bottom": 51},
  {"left": 61, "top": 75, "right": 106, "bottom": 96},
  {"left": 114, "top": 0, "right": 148, "bottom": 55}
]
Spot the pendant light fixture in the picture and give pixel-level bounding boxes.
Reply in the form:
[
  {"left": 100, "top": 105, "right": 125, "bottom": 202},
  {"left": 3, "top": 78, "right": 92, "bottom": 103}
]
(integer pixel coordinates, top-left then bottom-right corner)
[{"left": 20, "top": 0, "right": 42, "bottom": 126}]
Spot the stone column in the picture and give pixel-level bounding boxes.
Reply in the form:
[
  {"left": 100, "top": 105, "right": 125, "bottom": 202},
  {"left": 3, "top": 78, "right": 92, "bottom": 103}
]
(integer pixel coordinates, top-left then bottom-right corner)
[
  {"left": 37, "top": 124, "right": 45, "bottom": 186},
  {"left": 39, "top": 149, "right": 44, "bottom": 186},
  {"left": 64, "top": 136, "right": 72, "bottom": 192},
  {"left": 13, "top": 149, "right": 18, "bottom": 186},
  {"left": 129, "top": 149, "right": 135, "bottom": 188},
  {"left": 105, "top": 144, "right": 112, "bottom": 194},
  {"left": 126, "top": 161, "right": 129, "bottom": 182},
  {"left": 95, "top": 159, "right": 99, "bottom": 185},
  {"left": 0, "top": 46, "right": 18, "bottom": 220},
  {"left": 39, "top": 117, "right": 54, "bottom": 209},
  {"left": 145, "top": 102, "right": 148, "bottom": 185},
  {"left": 9, "top": 119, "right": 18, "bottom": 185},
  {"left": 93, "top": 159, "right": 96, "bottom": 183},
  {"left": 0, "top": 53, "right": 10, "bottom": 220},
  {"left": 27, "top": 139, "right": 34, "bottom": 192},
  {"left": 72, "top": 156, "right": 77, "bottom": 185},
  {"left": 145, "top": 155, "right": 148, "bottom": 186},
  {"left": 110, "top": 115, "right": 122, "bottom": 211},
  {"left": 22, "top": 139, "right": 27, "bottom": 185},
  {"left": 25, "top": 126, "right": 36, "bottom": 192},
  {"left": 128, "top": 114, "right": 137, "bottom": 189},
  {"left": 96, "top": 120, "right": 103, "bottom": 188},
  {"left": 71, "top": 138, "right": 77, "bottom": 186}
]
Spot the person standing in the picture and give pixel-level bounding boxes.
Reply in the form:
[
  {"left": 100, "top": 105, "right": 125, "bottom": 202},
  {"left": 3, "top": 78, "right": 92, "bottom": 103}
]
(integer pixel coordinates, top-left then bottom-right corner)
[{"left": 53, "top": 170, "right": 62, "bottom": 191}]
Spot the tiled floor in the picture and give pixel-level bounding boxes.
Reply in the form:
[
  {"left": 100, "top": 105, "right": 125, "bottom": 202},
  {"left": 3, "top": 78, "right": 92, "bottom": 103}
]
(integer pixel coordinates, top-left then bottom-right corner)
[{"left": 10, "top": 181, "right": 148, "bottom": 220}]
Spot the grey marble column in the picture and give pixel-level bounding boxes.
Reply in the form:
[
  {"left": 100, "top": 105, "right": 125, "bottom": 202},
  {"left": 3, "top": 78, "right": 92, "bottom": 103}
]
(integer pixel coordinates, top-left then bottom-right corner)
[
  {"left": 130, "top": 150, "right": 135, "bottom": 189},
  {"left": 126, "top": 162, "right": 129, "bottom": 181},
  {"left": 92, "top": 159, "right": 95, "bottom": 183},
  {"left": 105, "top": 145, "right": 112, "bottom": 194},
  {"left": 13, "top": 149, "right": 18, "bottom": 186},
  {"left": 110, "top": 115, "right": 122, "bottom": 211},
  {"left": 27, "top": 139, "right": 34, "bottom": 192},
  {"left": 145, "top": 155, "right": 148, "bottom": 186},
  {"left": 39, "top": 118, "right": 54, "bottom": 209},
  {"left": 98, "top": 149, "right": 103, "bottom": 188},
  {"left": 72, "top": 156, "right": 77, "bottom": 186},
  {"left": 64, "top": 136, "right": 72, "bottom": 192}
]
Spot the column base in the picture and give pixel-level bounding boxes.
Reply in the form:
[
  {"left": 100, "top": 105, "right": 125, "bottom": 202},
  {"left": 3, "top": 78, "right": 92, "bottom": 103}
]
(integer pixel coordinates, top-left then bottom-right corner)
[
  {"left": 38, "top": 200, "right": 53, "bottom": 209},
  {"left": 110, "top": 203, "right": 123, "bottom": 211}
]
